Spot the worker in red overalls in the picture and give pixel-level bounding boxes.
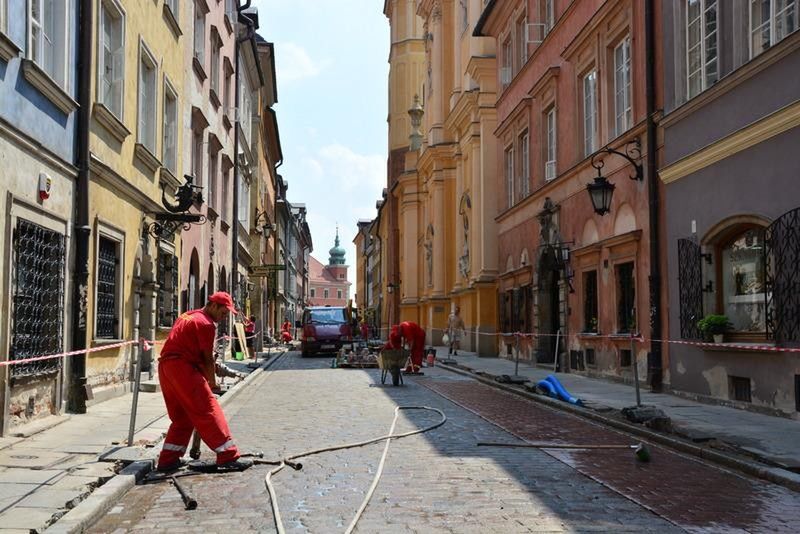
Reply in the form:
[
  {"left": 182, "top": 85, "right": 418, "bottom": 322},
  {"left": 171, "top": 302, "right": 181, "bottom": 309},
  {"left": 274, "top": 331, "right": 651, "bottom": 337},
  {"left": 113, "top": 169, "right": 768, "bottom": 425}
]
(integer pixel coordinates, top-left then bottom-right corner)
[
  {"left": 385, "top": 321, "right": 426, "bottom": 373},
  {"left": 156, "top": 292, "right": 252, "bottom": 472},
  {"left": 280, "top": 318, "right": 293, "bottom": 343}
]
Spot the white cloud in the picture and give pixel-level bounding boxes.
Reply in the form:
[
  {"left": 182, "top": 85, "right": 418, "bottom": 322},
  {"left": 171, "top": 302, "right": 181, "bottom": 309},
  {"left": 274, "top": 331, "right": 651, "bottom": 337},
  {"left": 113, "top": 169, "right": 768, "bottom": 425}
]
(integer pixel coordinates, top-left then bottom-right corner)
[
  {"left": 316, "top": 144, "right": 385, "bottom": 193},
  {"left": 275, "top": 42, "right": 325, "bottom": 83}
]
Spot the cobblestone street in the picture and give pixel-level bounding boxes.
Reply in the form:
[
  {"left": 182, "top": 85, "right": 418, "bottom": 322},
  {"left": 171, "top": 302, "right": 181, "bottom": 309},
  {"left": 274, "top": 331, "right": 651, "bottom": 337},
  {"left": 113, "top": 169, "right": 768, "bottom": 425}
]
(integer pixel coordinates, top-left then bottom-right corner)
[{"left": 89, "top": 353, "right": 799, "bottom": 533}]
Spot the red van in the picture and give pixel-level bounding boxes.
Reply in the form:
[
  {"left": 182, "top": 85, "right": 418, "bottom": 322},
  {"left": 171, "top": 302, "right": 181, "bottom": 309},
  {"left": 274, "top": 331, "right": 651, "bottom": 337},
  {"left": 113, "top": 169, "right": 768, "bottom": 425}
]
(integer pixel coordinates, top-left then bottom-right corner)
[{"left": 300, "top": 306, "right": 353, "bottom": 356}]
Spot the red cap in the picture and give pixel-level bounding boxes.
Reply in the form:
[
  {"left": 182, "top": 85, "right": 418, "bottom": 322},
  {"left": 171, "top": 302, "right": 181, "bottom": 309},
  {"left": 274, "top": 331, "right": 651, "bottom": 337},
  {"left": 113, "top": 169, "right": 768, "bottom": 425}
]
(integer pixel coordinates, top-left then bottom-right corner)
[{"left": 208, "top": 292, "right": 238, "bottom": 315}]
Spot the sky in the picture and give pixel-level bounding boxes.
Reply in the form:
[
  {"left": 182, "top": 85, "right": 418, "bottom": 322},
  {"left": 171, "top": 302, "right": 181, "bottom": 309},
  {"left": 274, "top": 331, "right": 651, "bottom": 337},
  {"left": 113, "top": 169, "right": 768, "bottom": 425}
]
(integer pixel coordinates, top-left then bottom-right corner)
[{"left": 254, "top": 0, "right": 390, "bottom": 286}]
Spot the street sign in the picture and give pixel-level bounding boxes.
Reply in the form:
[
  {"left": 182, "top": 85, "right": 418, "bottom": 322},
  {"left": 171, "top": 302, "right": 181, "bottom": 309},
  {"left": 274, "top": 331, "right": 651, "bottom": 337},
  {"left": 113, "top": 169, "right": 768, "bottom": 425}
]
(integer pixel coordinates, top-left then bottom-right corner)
[{"left": 250, "top": 264, "right": 286, "bottom": 277}]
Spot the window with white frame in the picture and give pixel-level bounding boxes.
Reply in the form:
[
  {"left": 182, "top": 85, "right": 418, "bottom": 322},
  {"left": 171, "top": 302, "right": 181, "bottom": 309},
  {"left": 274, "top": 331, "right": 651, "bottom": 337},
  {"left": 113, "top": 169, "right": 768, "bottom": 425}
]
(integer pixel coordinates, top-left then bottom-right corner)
[
  {"left": 614, "top": 37, "right": 632, "bottom": 136},
  {"left": 505, "top": 145, "right": 514, "bottom": 208},
  {"left": 516, "top": 16, "right": 527, "bottom": 71},
  {"left": 337, "top": 289, "right": 343, "bottom": 300},
  {"left": 29, "top": 0, "right": 69, "bottom": 87},
  {"left": 162, "top": 81, "right": 178, "bottom": 173},
  {"left": 519, "top": 131, "right": 529, "bottom": 198},
  {"left": 545, "top": 107, "right": 557, "bottom": 181},
  {"left": 138, "top": 43, "right": 157, "bottom": 153},
  {"left": 310, "top": 288, "right": 316, "bottom": 298},
  {"left": 238, "top": 178, "right": 249, "bottom": 227},
  {"left": 501, "top": 38, "right": 512, "bottom": 89},
  {"left": 750, "top": 0, "right": 797, "bottom": 58},
  {"left": 240, "top": 70, "right": 252, "bottom": 143},
  {"left": 582, "top": 70, "right": 598, "bottom": 156},
  {"left": 545, "top": 0, "right": 555, "bottom": 33},
  {"left": 166, "top": 0, "right": 179, "bottom": 19},
  {"left": 687, "top": 0, "right": 718, "bottom": 99},
  {"left": 194, "top": 1, "right": 206, "bottom": 64},
  {"left": 210, "top": 28, "right": 221, "bottom": 95},
  {"left": 98, "top": 0, "right": 125, "bottom": 118},
  {"left": 207, "top": 150, "right": 218, "bottom": 209},
  {"left": 192, "top": 131, "right": 203, "bottom": 187},
  {"left": 324, "top": 288, "right": 329, "bottom": 299}
]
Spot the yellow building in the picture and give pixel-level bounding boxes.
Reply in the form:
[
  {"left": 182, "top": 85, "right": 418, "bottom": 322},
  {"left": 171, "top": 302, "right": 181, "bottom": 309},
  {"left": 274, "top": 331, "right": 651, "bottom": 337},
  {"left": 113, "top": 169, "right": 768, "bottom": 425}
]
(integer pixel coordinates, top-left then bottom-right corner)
[
  {"left": 391, "top": 0, "right": 499, "bottom": 353},
  {"left": 83, "top": 0, "right": 188, "bottom": 402}
]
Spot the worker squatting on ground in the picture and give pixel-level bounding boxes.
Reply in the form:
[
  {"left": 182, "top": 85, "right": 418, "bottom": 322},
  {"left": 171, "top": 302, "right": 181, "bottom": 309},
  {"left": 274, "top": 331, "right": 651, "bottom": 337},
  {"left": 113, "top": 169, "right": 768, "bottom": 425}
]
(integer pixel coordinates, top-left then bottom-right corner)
[
  {"left": 156, "top": 292, "right": 252, "bottom": 472},
  {"left": 385, "top": 321, "right": 426, "bottom": 373},
  {"left": 281, "top": 319, "right": 293, "bottom": 343}
]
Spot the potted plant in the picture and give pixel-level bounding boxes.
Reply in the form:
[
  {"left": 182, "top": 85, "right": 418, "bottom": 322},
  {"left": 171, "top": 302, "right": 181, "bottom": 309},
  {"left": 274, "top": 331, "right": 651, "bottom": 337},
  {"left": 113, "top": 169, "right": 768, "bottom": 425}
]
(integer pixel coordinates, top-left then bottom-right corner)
[{"left": 697, "top": 315, "right": 732, "bottom": 343}]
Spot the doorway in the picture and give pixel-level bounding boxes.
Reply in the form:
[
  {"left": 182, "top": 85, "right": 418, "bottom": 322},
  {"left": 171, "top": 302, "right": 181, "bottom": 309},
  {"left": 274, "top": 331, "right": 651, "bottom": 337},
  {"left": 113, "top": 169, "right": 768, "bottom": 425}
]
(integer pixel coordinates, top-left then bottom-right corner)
[{"left": 537, "top": 246, "right": 561, "bottom": 365}]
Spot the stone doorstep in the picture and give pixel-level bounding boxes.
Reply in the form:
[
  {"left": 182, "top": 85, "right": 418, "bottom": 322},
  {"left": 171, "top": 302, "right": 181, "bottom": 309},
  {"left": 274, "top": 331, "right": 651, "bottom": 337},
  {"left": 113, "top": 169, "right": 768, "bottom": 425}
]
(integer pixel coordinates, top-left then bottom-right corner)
[
  {"left": 86, "top": 382, "right": 133, "bottom": 408},
  {"left": 139, "top": 380, "right": 161, "bottom": 393}
]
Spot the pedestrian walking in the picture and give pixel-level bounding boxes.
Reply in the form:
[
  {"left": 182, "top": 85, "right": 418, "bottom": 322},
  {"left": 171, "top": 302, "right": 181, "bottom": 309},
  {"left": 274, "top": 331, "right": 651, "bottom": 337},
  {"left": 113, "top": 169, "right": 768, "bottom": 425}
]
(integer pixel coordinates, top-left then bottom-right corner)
[
  {"left": 156, "top": 292, "right": 252, "bottom": 473},
  {"left": 245, "top": 315, "right": 256, "bottom": 354},
  {"left": 447, "top": 306, "right": 466, "bottom": 356}
]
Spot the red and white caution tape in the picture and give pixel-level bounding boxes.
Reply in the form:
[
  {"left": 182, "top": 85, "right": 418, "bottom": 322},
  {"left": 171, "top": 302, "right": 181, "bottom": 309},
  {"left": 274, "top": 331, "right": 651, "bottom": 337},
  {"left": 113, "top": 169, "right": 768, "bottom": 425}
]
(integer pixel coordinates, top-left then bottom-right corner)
[{"left": 0, "top": 338, "right": 154, "bottom": 367}]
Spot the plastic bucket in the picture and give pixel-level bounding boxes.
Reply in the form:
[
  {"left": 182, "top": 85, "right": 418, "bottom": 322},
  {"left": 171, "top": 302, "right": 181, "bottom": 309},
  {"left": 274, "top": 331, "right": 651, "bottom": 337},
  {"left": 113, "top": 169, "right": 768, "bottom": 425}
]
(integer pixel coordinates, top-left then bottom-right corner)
[{"left": 234, "top": 352, "right": 244, "bottom": 361}]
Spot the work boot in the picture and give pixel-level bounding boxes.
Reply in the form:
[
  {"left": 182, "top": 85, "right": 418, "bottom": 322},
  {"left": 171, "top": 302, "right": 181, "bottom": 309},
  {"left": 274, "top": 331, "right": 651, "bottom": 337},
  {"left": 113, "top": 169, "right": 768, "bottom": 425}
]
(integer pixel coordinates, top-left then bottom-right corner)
[
  {"left": 156, "top": 458, "right": 188, "bottom": 473},
  {"left": 217, "top": 457, "right": 254, "bottom": 472}
]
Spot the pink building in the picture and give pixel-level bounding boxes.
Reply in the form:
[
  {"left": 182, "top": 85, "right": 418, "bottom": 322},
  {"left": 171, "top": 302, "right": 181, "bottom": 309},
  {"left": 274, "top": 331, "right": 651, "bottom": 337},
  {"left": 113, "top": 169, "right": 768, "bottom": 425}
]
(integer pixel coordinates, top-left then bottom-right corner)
[{"left": 308, "top": 232, "right": 351, "bottom": 307}]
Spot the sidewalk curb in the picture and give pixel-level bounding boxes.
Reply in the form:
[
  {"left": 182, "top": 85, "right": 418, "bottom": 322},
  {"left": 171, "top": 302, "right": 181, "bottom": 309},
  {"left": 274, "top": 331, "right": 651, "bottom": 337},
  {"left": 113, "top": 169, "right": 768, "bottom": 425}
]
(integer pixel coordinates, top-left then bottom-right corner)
[
  {"left": 45, "top": 350, "right": 287, "bottom": 533},
  {"left": 436, "top": 362, "right": 800, "bottom": 493}
]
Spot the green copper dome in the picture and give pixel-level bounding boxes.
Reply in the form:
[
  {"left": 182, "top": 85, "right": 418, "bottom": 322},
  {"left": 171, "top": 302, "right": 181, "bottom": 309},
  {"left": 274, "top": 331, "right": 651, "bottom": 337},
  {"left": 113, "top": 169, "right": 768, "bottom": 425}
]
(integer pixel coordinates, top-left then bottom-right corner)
[{"left": 329, "top": 227, "right": 346, "bottom": 265}]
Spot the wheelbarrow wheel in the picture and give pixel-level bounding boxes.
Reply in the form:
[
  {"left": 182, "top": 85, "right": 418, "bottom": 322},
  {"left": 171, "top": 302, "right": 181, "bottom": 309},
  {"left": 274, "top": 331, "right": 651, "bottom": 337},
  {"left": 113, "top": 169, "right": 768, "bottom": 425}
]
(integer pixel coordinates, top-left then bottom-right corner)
[{"left": 391, "top": 367, "right": 401, "bottom": 386}]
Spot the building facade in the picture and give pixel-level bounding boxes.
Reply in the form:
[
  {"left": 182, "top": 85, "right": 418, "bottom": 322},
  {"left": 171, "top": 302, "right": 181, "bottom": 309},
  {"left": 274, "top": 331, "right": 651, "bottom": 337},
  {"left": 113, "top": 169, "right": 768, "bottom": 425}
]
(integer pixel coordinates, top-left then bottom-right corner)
[
  {"left": 308, "top": 233, "right": 351, "bottom": 308},
  {"left": 383, "top": 0, "right": 427, "bottom": 334},
  {"left": 179, "top": 0, "right": 236, "bottom": 327},
  {"left": 660, "top": 1, "right": 800, "bottom": 415},
  {"left": 476, "top": 0, "right": 664, "bottom": 385},
  {"left": 0, "top": 0, "right": 79, "bottom": 433},
  {"left": 389, "top": 0, "right": 500, "bottom": 353},
  {"left": 84, "top": 0, "right": 190, "bottom": 403}
]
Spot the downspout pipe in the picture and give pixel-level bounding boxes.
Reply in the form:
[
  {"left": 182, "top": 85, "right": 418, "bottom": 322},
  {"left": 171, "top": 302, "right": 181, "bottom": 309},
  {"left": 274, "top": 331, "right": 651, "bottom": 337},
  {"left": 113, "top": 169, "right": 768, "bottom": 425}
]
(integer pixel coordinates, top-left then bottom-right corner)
[
  {"left": 69, "top": 0, "right": 93, "bottom": 413},
  {"left": 232, "top": 0, "right": 254, "bottom": 309},
  {"left": 645, "top": 0, "right": 663, "bottom": 391}
]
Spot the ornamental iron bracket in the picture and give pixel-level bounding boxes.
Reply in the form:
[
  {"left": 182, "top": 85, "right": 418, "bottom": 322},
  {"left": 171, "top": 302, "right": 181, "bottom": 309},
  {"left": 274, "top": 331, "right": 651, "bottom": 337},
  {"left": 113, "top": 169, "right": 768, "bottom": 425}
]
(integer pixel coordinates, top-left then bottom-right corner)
[
  {"left": 147, "top": 174, "right": 207, "bottom": 240},
  {"left": 590, "top": 139, "right": 643, "bottom": 181}
]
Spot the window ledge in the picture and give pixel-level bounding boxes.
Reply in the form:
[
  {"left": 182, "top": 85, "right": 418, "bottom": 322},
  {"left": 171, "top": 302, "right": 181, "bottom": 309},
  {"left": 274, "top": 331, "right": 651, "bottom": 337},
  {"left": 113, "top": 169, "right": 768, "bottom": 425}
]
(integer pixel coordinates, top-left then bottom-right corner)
[
  {"left": 163, "top": 4, "right": 183, "bottom": 38},
  {"left": 0, "top": 30, "right": 21, "bottom": 63},
  {"left": 577, "top": 332, "right": 602, "bottom": 339},
  {"left": 134, "top": 142, "right": 162, "bottom": 173},
  {"left": 92, "top": 103, "right": 130, "bottom": 143},
  {"left": 92, "top": 338, "right": 125, "bottom": 347},
  {"left": 21, "top": 59, "right": 79, "bottom": 115},
  {"left": 192, "top": 56, "right": 208, "bottom": 82},
  {"left": 209, "top": 88, "right": 221, "bottom": 110},
  {"left": 159, "top": 166, "right": 181, "bottom": 190}
]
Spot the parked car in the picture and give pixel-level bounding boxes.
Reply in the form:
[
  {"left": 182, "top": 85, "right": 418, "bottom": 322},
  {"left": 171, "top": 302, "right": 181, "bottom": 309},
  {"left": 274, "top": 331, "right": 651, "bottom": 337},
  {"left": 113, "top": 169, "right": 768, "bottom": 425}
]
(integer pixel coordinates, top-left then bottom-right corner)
[{"left": 300, "top": 306, "right": 353, "bottom": 356}]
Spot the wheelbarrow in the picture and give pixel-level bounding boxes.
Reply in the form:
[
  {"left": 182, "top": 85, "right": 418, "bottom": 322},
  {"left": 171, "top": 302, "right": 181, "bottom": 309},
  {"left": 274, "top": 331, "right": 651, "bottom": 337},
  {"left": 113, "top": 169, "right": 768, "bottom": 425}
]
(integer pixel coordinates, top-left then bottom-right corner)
[{"left": 378, "top": 349, "right": 409, "bottom": 386}]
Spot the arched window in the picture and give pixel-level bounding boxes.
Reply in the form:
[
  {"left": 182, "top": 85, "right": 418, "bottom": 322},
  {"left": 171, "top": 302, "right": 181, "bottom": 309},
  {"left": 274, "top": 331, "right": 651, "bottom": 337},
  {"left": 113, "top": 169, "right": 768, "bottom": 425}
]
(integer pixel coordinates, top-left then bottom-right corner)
[{"left": 718, "top": 227, "right": 766, "bottom": 333}]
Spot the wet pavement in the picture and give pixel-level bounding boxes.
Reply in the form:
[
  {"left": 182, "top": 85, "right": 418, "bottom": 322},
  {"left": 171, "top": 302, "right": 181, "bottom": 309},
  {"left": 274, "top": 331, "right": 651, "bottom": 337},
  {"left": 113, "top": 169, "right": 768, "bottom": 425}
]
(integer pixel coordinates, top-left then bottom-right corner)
[{"left": 88, "top": 352, "right": 799, "bottom": 533}]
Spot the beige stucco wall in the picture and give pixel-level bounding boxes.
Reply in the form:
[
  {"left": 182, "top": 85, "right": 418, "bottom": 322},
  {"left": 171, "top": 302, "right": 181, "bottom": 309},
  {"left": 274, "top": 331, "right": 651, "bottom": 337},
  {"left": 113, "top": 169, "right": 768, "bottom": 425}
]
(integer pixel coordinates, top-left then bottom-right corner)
[{"left": 85, "top": 0, "right": 188, "bottom": 391}]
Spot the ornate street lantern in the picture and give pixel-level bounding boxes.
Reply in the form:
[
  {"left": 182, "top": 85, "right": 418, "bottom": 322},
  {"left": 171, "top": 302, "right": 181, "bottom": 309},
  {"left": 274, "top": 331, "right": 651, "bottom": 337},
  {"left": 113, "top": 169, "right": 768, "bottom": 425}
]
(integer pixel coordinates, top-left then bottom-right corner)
[
  {"left": 587, "top": 175, "right": 616, "bottom": 216},
  {"left": 586, "top": 139, "right": 643, "bottom": 216}
]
